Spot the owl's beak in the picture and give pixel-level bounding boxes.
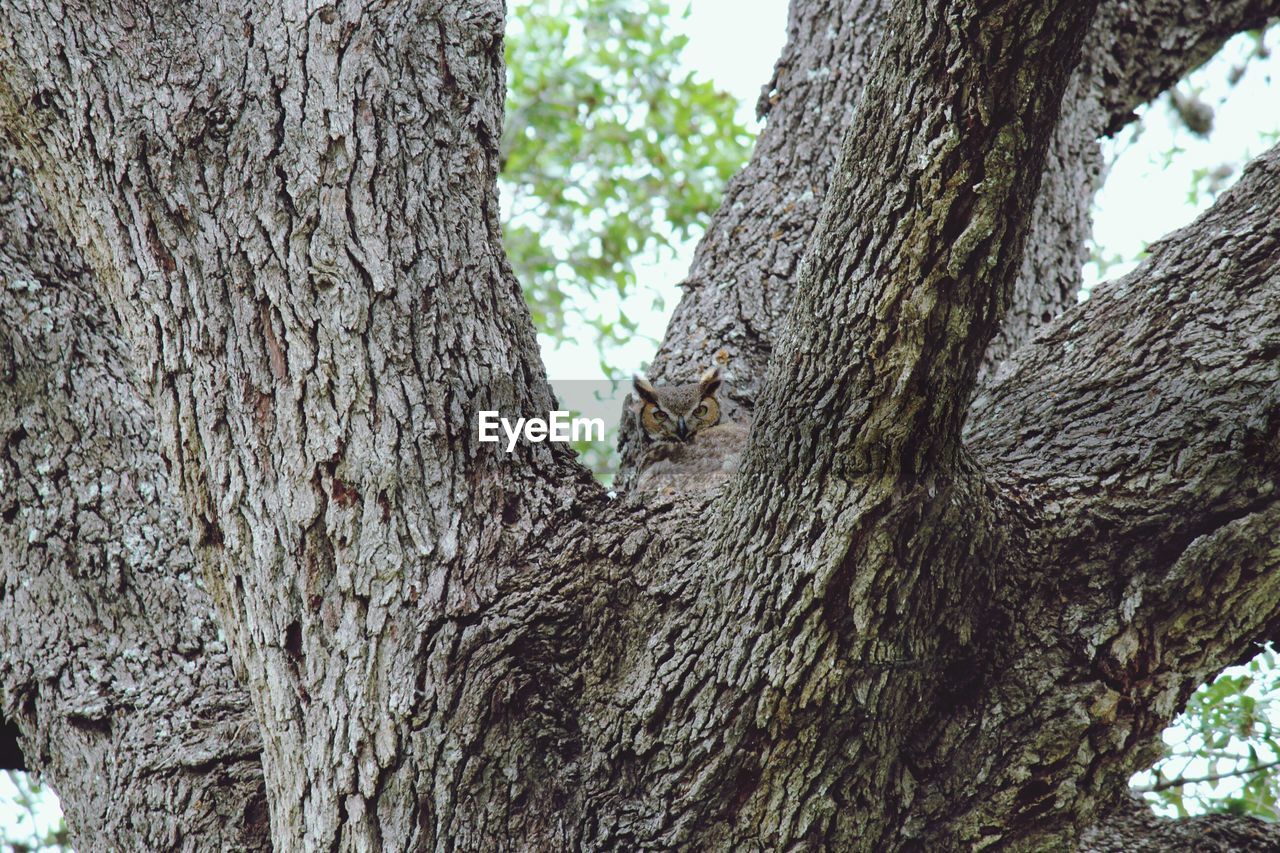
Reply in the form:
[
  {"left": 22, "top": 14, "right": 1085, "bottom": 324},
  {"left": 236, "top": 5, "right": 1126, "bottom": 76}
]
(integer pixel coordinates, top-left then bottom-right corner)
[{"left": 675, "top": 417, "right": 690, "bottom": 441}]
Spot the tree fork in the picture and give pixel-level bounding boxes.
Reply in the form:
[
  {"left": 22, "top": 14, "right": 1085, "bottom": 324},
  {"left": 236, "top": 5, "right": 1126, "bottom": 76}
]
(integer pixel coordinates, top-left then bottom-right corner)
[{"left": 1, "top": 0, "right": 1279, "bottom": 849}]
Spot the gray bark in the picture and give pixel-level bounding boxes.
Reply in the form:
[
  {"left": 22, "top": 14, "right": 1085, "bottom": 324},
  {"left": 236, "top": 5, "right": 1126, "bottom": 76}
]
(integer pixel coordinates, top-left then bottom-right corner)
[
  {"left": 617, "top": 0, "right": 1280, "bottom": 485},
  {"left": 0, "top": 160, "right": 266, "bottom": 849},
  {"left": 0, "top": 0, "right": 1278, "bottom": 850},
  {"left": 1082, "top": 796, "right": 1280, "bottom": 851}
]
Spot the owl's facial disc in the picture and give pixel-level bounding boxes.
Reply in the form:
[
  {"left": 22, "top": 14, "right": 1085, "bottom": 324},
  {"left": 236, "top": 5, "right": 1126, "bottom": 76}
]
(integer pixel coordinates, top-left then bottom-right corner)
[{"left": 633, "top": 368, "right": 724, "bottom": 443}]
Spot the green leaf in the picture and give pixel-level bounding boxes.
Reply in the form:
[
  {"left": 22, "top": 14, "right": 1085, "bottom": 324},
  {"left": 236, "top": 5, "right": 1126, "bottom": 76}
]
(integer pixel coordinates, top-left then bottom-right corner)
[{"left": 501, "top": 0, "right": 753, "bottom": 363}]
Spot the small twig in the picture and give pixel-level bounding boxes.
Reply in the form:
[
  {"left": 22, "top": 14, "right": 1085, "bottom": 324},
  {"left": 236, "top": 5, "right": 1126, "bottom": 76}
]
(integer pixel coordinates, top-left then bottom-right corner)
[{"left": 1135, "top": 757, "right": 1280, "bottom": 793}]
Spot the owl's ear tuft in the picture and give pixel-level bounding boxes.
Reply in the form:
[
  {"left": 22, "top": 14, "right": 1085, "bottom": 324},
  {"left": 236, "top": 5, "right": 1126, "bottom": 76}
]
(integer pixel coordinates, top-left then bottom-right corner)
[
  {"left": 698, "top": 365, "right": 723, "bottom": 397},
  {"left": 633, "top": 375, "right": 659, "bottom": 405}
]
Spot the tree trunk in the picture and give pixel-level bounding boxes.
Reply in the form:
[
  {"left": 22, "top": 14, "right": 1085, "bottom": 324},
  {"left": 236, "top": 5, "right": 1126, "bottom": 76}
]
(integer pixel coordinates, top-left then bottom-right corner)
[
  {"left": 0, "top": 160, "right": 266, "bottom": 849},
  {"left": 1, "top": 0, "right": 1278, "bottom": 850}
]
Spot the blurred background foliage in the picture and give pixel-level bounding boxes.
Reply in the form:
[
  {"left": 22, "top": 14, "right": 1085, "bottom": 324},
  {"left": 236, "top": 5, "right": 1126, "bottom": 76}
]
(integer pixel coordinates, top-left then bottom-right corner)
[
  {"left": 1135, "top": 646, "right": 1280, "bottom": 821},
  {"left": 501, "top": 0, "right": 752, "bottom": 374},
  {"left": 0, "top": 771, "right": 68, "bottom": 852}
]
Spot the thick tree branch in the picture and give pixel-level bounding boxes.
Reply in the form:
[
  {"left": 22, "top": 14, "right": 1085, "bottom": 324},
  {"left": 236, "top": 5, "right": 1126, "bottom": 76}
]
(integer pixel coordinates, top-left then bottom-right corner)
[
  {"left": 1082, "top": 795, "right": 1280, "bottom": 851},
  {"left": 679, "top": 7, "right": 1275, "bottom": 846},
  {"left": 562, "top": 2, "right": 1105, "bottom": 848},
  {"left": 0, "top": 2, "right": 596, "bottom": 846},
  {"left": 942, "top": 143, "right": 1280, "bottom": 845},
  {"left": 0, "top": 159, "right": 266, "bottom": 850},
  {"left": 981, "top": 0, "right": 1280, "bottom": 382},
  {"left": 741, "top": 0, "right": 1098, "bottom": 492},
  {"left": 619, "top": 0, "right": 1279, "bottom": 488},
  {"left": 1092, "top": 3, "right": 1280, "bottom": 132},
  {"left": 970, "top": 142, "right": 1280, "bottom": 575}
]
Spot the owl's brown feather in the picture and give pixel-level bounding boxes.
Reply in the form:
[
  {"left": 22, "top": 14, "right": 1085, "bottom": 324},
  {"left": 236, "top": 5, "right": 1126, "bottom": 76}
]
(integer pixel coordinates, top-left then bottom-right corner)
[
  {"left": 630, "top": 366, "right": 749, "bottom": 493},
  {"left": 634, "top": 421, "right": 749, "bottom": 494}
]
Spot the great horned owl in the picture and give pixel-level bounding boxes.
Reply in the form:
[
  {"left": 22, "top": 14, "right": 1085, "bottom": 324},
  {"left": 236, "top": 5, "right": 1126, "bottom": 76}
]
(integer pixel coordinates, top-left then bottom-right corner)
[{"left": 630, "top": 365, "right": 749, "bottom": 494}]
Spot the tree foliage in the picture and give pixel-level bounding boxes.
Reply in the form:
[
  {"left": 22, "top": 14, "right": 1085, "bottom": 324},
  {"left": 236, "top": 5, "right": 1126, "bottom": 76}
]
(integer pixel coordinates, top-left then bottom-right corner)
[
  {"left": 0, "top": 1, "right": 1277, "bottom": 847},
  {"left": 501, "top": 0, "right": 752, "bottom": 363},
  {"left": 0, "top": 772, "right": 67, "bottom": 852},
  {"left": 1138, "top": 647, "right": 1280, "bottom": 821}
]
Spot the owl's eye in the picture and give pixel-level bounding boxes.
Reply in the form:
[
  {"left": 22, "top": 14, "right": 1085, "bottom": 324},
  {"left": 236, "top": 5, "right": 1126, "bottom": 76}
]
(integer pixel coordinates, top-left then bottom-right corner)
[
  {"left": 652, "top": 409, "right": 667, "bottom": 421},
  {"left": 694, "top": 403, "right": 709, "bottom": 417}
]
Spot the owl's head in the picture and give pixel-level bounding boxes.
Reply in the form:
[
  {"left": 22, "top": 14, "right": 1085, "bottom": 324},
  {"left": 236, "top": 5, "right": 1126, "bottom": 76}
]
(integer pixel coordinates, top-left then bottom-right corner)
[{"left": 631, "top": 365, "right": 724, "bottom": 443}]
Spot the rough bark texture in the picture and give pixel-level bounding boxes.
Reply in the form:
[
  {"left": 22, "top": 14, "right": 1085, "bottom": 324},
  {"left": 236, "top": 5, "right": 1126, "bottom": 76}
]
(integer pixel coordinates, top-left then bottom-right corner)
[
  {"left": 617, "top": 0, "right": 1280, "bottom": 485},
  {"left": 0, "top": 160, "right": 267, "bottom": 849},
  {"left": 1, "top": 0, "right": 1279, "bottom": 850},
  {"left": 3, "top": 1, "right": 591, "bottom": 847},
  {"left": 1082, "top": 796, "right": 1280, "bottom": 852}
]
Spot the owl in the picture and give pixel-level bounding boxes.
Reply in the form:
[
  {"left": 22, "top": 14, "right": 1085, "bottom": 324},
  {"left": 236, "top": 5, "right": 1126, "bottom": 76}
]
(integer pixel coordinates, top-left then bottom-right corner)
[{"left": 630, "top": 365, "right": 749, "bottom": 494}]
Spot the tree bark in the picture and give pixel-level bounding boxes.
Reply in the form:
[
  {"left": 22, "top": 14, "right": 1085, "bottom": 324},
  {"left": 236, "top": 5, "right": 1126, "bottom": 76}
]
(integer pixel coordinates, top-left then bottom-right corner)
[
  {"left": 0, "top": 159, "right": 267, "bottom": 849},
  {"left": 1, "top": 0, "right": 1278, "bottom": 850},
  {"left": 1082, "top": 796, "right": 1280, "bottom": 851},
  {"left": 3, "top": 1, "right": 593, "bottom": 847},
  {"left": 617, "top": 0, "right": 1280, "bottom": 486}
]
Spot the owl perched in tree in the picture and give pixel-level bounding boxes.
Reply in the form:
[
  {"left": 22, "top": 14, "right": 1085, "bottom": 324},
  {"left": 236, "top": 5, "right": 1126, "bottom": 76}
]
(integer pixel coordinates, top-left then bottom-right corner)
[{"left": 630, "top": 365, "right": 749, "bottom": 494}]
